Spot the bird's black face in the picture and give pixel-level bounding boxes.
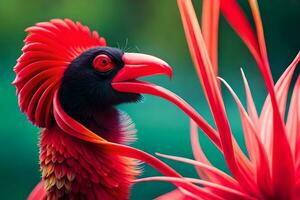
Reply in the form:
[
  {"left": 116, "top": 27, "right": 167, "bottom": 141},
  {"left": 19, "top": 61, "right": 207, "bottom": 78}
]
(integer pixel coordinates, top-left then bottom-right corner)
[
  {"left": 59, "top": 46, "right": 172, "bottom": 121},
  {"left": 60, "top": 47, "right": 139, "bottom": 120}
]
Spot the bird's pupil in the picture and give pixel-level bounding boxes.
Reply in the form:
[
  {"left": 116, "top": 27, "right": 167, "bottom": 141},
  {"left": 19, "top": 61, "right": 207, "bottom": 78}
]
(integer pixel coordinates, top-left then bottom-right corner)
[{"left": 102, "top": 60, "right": 107, "bottom": 64}]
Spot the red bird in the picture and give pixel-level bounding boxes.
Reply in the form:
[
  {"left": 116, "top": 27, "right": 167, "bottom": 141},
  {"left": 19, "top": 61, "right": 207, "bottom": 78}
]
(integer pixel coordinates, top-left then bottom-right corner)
[{"left": 13, "top": 19, "right": 172, "bottom": 199}]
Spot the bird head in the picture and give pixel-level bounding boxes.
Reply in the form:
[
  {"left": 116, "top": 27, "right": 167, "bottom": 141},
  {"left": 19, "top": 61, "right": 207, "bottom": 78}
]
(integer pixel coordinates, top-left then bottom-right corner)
[
  {"left": 59, "top": 46, "right": 172, "bottom": 121},
  {"left": 13, "top": 19, "right": 172, "bottom": 128}
]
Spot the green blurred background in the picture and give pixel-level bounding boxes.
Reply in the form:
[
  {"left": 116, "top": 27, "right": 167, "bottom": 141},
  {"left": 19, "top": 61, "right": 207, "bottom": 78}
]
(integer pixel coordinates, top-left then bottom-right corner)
[{"left": 0, "top": 0, "right": 299, "bottom": 199}]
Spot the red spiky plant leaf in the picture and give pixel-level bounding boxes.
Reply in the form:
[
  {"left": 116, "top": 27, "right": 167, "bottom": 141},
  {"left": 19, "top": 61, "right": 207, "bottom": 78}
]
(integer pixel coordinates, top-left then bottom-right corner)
[{"left": 129, "top": 0, "right": 299, "bottom": 199}]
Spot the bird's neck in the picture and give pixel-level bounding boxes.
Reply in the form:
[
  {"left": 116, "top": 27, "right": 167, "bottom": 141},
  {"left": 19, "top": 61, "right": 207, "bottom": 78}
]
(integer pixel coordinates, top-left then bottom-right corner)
[
  {"left": 78, "top": 107, "right": 123, "bottom": 142},
  {"left": 70, "top": 106, "right": 135, "bottom": 143}
]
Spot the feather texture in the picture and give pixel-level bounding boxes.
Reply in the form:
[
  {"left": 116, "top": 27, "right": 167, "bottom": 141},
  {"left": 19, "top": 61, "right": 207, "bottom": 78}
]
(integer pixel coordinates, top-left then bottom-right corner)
[{"left": 39, "top": 123, "right": 140, "bottom": 199}]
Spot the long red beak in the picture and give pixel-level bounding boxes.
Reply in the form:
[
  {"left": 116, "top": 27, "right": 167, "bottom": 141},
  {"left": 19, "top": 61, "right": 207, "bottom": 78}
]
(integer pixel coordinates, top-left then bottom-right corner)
[{"left": 112, "top": 53, "right": 172, "bottom": 92}]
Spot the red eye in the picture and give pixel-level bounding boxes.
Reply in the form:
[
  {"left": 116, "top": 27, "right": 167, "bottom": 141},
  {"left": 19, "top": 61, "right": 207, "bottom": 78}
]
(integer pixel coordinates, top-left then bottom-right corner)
[{"left": 93, "top": 54, "right": 115, "bottom": 72}]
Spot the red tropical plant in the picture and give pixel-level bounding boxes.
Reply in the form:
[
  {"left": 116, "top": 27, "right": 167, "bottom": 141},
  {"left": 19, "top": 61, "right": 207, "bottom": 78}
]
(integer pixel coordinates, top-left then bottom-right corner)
[{"left": 128, "top": 0, "right": 300, "bottom": 199}]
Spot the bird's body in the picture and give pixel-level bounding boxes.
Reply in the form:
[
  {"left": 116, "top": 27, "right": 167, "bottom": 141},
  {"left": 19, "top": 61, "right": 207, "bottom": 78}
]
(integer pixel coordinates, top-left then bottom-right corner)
[
  {"left": 39, "top": 109, "right": 139, "bottom": 199},
  {"left": 14, "top": 19, "right": 172, "bottom": 199}
]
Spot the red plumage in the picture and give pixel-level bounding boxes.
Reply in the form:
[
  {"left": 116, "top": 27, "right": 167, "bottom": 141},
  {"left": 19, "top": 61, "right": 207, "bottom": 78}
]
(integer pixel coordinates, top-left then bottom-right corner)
[{"left": 38, "top": 122, "right": 138, "bottom": 199}]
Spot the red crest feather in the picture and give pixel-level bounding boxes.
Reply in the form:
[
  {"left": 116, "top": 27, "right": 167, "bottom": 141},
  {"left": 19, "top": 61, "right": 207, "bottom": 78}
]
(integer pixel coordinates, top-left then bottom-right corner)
[{"left": 13, "top": 19, "right": 106, "bottom": 128}]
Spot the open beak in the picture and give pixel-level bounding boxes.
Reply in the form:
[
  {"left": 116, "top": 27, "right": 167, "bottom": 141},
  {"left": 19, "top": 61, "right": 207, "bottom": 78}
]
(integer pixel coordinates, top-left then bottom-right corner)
[{"left": 112, "top": 53, "right": 172, "bottom": 93}]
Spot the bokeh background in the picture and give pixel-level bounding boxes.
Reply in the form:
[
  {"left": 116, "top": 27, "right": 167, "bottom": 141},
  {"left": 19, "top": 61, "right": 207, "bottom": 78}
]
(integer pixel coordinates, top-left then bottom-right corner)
[{"left": 0, "top": 0, "right": 299, "bottom": 199}]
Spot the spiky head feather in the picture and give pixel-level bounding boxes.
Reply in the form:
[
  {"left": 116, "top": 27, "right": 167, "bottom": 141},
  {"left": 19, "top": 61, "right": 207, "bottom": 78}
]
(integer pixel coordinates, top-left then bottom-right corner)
[{"left": 13, "top": 19, "right": 106, "bottom": 128}]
